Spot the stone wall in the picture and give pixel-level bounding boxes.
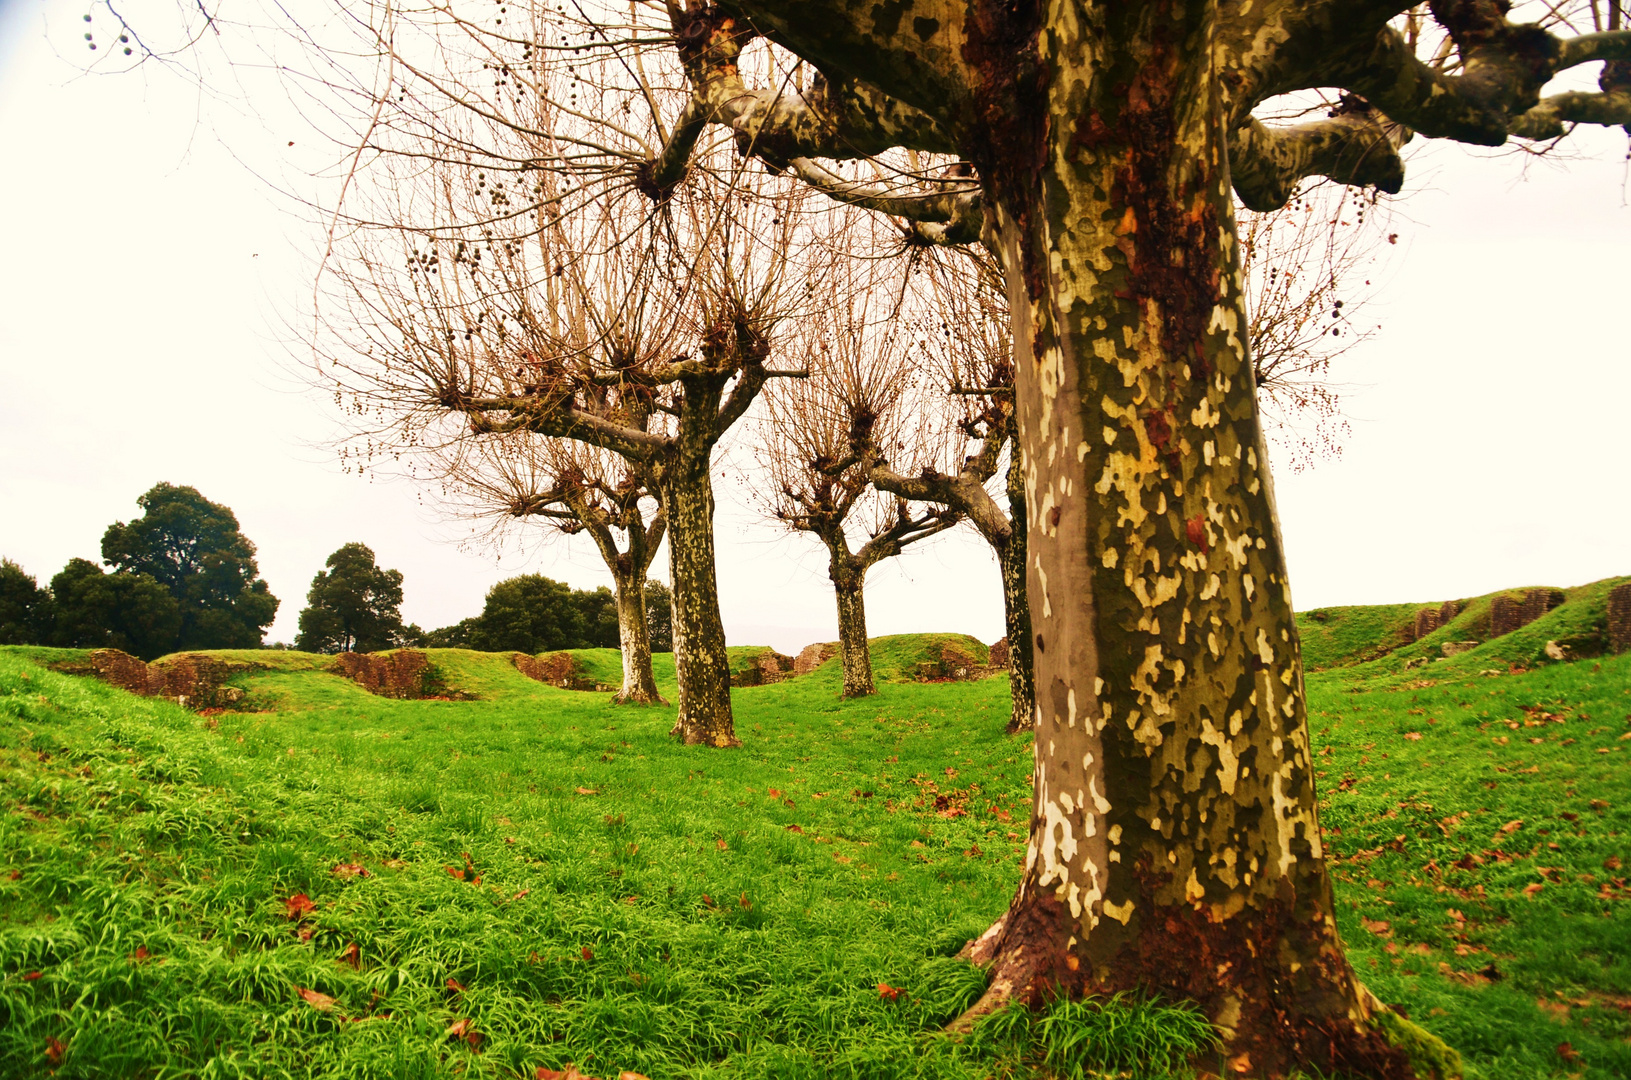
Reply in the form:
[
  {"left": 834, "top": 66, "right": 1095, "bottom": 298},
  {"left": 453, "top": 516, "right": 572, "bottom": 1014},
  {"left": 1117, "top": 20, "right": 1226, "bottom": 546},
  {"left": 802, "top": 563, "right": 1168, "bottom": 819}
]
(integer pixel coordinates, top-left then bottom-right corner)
[
  {"left": 512, "top": 651, "right": 603, "bottom": 691},
  {"left": 330, "top": 650, "right": 438, "bottom": 699},
  {"left": 989, "top": 636, "right": 1010, "bottom": 669},
  {"left": 912, "top": 643, "right": 989, "bottom": 682},
  {"left": 1488, "top": 589, "right": 1566, "bottom": 638},
  {"left": 1609, "top": 583, "right": 1631, "bottom": 655},
  {"left": 51, "top": 649, "right": 250, "bottom": 709},
  {"left": 794, "top": 642, "right": 838, "bottom": 676},
  {"left": 731, "top": 650, "right": 795, "bottom": 687}
]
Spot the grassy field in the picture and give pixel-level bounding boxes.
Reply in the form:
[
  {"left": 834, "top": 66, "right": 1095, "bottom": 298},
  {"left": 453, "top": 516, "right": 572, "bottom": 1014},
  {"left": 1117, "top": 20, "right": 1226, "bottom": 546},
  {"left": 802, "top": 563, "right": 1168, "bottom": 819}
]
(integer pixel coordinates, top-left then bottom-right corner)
[{"left": 1, "top": 619, "right": 1627, "bottom": 1079}]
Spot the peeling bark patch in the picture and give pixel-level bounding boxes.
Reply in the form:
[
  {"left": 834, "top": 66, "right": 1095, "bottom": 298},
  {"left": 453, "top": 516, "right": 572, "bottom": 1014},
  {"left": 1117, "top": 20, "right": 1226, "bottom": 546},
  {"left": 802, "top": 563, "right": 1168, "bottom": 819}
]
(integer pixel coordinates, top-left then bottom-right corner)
[{"left": 912, "top": 16, "right": 939, "bottom": 40}]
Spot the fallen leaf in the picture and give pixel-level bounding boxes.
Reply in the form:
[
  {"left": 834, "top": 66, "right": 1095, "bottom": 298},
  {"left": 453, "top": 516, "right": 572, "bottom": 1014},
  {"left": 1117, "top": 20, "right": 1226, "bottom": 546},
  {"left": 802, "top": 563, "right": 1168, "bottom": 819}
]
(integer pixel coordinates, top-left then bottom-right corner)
[
  {"left": 44, "top": 1037, "right": 65, "bottom": 1064},
  {"left": 767, "top": 788, "right": 782, "bottom": 798},
  {"left": 1606, "top": 856, "right": 1622, "bottom": 871},
  {"left": 575, "top": 787, "right": 599, "bottom": 796},
  {"left": 738, "top": 892, "right": 751, "bottom": 909},
  {"left": 1557, "top": 1042, "right": 1579, "bottom": 1064},
  {"left": 1361, "top": 917, "right": 1392, "bottom": 937},
  {"left": 581, "top": 946, "right": 594, "bottom": 961},
  {"left": 129, "top": 945, "right": 150, "bottom": 963},
  {"left": 383, "top": 859, "right": 407, "bottom": 869},
  {"left": 715, "top": 838, "right": 727, "bottom": 851},
  {"left": 619, "top": 1073, "right": 650, "bottom": 1080},
  {"left": 877, "top": 982, "right": 901, "bottom": 1001},
  {"left": 513, "top": 889, "right": 531, "bottom": 901},
  {"left": 1523, "top": 882, "right": 1545, "bottom": 898},
  {"left": 1404, "top": 732, "right": 1423, "bottom": 741},
  {"left": 23, "top": 971, "right": 41, "bottom": 981},
  {"left": 1229, "top": 1051, "right": 1252, "bottom": 1075},
  {"left": 785, "top": 824, "right": 804, "bottom": 834},
  {"left": 285, "top": 893, "right": 316, "bottom": 920},
  {"left": 298, "top": 986, "right": 337, "bottom": 1012},
  {"left": 298, "top": 925, "right": 315, "bottom": 943},
  {"left": 332, "top": 863, "right": 371, "bottom": 879},
  {"left": 445, "top": 866, "right": 466, "bottom": 881},
  {"left": 1499, "top": 820, "right": 1523, "bottom": 834},
  {"left": 702, "top": 893, "right": 715, "bottom": 907},
  {"left": 447, "top": 977, "right": 466, "bottom": 993},
  {"left": 338, "top": 943, "right": 360, "bottom": 969}
]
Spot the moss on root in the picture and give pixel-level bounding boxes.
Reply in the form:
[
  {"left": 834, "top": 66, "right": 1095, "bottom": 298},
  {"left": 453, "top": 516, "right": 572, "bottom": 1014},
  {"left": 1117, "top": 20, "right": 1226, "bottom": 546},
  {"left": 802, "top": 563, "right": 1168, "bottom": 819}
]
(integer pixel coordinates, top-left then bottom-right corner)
[{"left": 1372, "top": 1010, "right": 1463, "bottom": 1080}]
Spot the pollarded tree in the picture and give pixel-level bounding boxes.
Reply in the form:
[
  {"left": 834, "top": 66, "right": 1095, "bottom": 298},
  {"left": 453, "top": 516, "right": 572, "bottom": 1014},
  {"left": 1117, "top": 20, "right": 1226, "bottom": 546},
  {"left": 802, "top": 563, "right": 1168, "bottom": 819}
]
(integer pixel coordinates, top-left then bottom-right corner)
[
  {"left": 101, "top": 483, "right": 279, "bottom": 650},
  {"left": 295, "top": 542, "right": 411, "bottom": 654},
  {"left": 756, "top": 256, "right": 962, "bottom": 697},
  {"left": 439, "top": 434, "right": 669, "bottom": 703},
  {"left": 624, "top": 0, "right": 1631, "bottom": 1071},
  {"left": 320, "top": 156, "right": 812, "bottom": 747}
]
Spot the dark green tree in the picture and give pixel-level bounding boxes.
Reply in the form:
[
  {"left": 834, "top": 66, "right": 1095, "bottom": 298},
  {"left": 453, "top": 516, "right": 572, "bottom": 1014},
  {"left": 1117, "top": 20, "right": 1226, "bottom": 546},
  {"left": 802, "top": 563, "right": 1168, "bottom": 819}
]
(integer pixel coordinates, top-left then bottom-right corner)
[
  {"left": 49, "top": 558, "right": 182, "bottom": 660},
  {"left": 575, "top": 586, "right": 620, "bottom": 650},
  {"left": 643, "top": 581, "right": 672, "bottom": 654},
  {"left": 101, "top": 483, "right": 279, "bottom": 650},
  {"left": 0, "top": 560, "right": 53, "bottom": 645},
  {"left": 470, "top": 574, "right": 616, "bottom": 654},
  {"left": 425, "top": 618, "right": 480, "bottom": 648},
  {"left": 295, "top": 543, "right": 409, "bottom": 653}
]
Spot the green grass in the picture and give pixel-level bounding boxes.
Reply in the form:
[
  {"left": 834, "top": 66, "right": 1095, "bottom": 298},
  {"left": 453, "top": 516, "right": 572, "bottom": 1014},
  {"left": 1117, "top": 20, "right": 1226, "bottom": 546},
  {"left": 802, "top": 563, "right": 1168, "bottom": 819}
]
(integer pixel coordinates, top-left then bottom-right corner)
[{"left": 1, "top": 619, "right": 1628, "bottom": 1080}]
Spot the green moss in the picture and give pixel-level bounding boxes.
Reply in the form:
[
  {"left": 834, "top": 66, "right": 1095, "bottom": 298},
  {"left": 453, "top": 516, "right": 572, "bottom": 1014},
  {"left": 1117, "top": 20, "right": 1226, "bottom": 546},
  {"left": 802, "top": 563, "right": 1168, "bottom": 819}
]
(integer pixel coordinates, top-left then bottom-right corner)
[{"left": 1374, "top": 1009, "right": 1463, "bottom": 1080}]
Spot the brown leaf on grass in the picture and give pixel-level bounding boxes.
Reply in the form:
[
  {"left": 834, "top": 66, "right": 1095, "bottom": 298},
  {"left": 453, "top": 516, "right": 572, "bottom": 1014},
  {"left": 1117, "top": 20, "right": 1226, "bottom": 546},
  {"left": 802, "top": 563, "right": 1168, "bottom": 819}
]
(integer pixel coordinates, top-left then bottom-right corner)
[
  {"left": 285, "top": 893, "right": 316, "bottom": 920},
  {"left": 298, "top": 926, "right": 315, "bottom": 943},
  {"left": 1229, "top": 1051, "right": 1253, "bottom": 1075},
  {"left": 1361, "top": 917, "right": 1392, "bottom": 937},
  {"left": 297, "top": 986, "right": 337, "bottom": 1011},
  {"left": 715, "top": 838, "right": 727, "bottom": 851},
  {"left": 877, "top": 982, "right": 901, "bottom": 1001},
  {"left": 44, "top": 1037, "right": 65, "bottom": 1064},
  {"left": 574, "top": 787, "right": 599, "bottom": 796},
  {"left": 129, "top": 945, "right": 151, "bottom": 963},
  {"left": 785, "top": 824, "right": 804, "bottom": 834},
  {"left": 332, "top": 863, "right": 371, "bottom": 879},
  {"left": 445, "top": 866, "right": 466, "bottom": 881},
  {"left": 580, "top": 946, "right": 594, "bottom": 961},
  {"left": 1591, "top": 799, "right": 1610, "bottom": 812},
  {"left": 338, "top": 943, "right": 360, "bottom": 969},
  {"left": 1557, "top": 1042, "right": 1580, "bottom": 1064},
  {"left": 1523, "top": 882, "right": 1545, "bottom": 898},
  {"left": 619, "top": 1073, "right": 651, "bottom": 1079},
  {"left": 446, "top": 977, "right": 466, "bottom": 993},
  {"left": 767, "top": 788, "right": 782, "bottom": 798},
  {"left": 382, "top": 859, "right": 407, "bottom": 869},
  {"left": 1499, "top": 820, "right": 1523, "bottom": 834},
  {"left": 536, "top": 1068, "right": 595, "bottom": 1080},
  {"left": 1606, "top": 856, "right": 1622, "bottom": 871},
  {"left": 445, "top": 1017, "right": 483, "bottom": 1050},
  {"left": 512, "top": 889, "right": 531, "bottom": 901},
  {"left": 1404, "top": 732, "right": 1423, "bottom": 741},
  {"left": 738, "top": 892, "right": 751, "bottom": 909},
  {"left": 23, "top": 971, "right": 41, "bottom": 981}
]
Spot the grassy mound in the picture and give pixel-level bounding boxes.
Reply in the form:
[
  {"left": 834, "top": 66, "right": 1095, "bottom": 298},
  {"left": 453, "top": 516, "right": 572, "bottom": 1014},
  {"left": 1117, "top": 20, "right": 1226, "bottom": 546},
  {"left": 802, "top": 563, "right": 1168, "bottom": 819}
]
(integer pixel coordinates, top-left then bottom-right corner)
[{"left": 2, "top": 622, "right": 1628, "bottom": 1079}]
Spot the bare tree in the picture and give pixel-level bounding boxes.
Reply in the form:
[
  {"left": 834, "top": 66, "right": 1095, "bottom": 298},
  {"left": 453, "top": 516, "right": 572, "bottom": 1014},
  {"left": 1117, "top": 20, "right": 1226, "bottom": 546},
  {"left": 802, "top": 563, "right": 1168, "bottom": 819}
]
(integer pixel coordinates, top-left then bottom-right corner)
[
  {"left": 435, "top": 435, "right": 668, "bottom": 703},
  {"left": 318, "top": 149, "right": 812, "bottom": 748},
  {"left": 756, "top": 254, "right": 961, "bottom": 697},
  {"left": 297, "top": 0, "right": 1631, "bottom": 1067}
]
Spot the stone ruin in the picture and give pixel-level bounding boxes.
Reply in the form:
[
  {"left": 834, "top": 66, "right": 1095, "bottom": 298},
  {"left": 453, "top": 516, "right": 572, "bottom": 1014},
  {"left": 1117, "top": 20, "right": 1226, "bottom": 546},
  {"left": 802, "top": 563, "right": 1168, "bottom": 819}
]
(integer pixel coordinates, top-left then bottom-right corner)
[
  {"left": 1411, "top": 599, "right": 1464, "bottom": 642},
  {"left": 794, "top": 642, "right": 837, "bottom": 676},
  {"left": 512, "top": 651, "right": 607, "bottom": 691},
  {"left": 1488, "top": 588, "right": 1566, "bottom": 638},
  {"left": 912, "top": 642, "right": 988, "bottom": 682},
  {"left": 329, "top": 650, "right": 446, "bottom": 699},
  {"left": 731, "top": 650, "right": 795, "bottom": 687},
  {"left": 50, "top": 649, "right": 251, "bottom": 710},
  {"left": 1609, "top": 582, "right": 1631, "bottom": 655},
  {"left": 989, "top": 636, "right": 1011, "bottom": 670}
]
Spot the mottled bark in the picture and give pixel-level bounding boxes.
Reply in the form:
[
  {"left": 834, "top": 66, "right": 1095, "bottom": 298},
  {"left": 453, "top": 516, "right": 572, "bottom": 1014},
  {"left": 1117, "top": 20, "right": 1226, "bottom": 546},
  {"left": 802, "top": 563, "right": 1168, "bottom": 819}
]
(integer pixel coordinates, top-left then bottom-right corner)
[
  {"left": 831, "top": 571, "right": 876, "bottom": 697},
  {"left": 660, "top": 457, "right": 739, "bottom": 747},
  {"left": 948, "top": 11, "right": 1408, "bottom": 1077},
  {"left": 612, "top": 562, "right": 663, "bottom": 704},
  {"left": 1000, "top": 440, "right": 1035, "bottom": 734}
]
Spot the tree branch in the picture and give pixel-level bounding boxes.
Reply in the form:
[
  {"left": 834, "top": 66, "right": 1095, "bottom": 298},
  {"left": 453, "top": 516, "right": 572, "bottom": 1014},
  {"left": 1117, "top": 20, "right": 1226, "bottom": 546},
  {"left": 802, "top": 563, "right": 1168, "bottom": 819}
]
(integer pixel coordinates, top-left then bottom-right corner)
[{"left": 1230, "top": 108, "right": 1407, "bottom": 213}]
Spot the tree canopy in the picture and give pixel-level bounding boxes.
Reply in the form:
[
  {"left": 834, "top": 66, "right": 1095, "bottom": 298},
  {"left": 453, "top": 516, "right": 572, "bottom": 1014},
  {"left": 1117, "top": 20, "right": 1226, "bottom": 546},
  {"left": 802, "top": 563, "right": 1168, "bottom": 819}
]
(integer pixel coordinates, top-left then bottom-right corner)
[
  {"left": 0, "top": 560, "right": 53, "bottom": 647},
  {"left": 295, "top": 543, "right": 411, "bottom": 654},
  {"left": 48, "top": 558, "right": 182, "bottom": 661},
  {"left": 101, "top": 483, "right": 278, "bottom": 650}
]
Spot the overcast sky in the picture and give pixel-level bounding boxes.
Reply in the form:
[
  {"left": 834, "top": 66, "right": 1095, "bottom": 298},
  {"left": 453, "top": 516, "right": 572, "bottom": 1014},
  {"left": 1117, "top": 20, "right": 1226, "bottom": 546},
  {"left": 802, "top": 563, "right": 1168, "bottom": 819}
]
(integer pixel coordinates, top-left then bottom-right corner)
[{"left": 2, "top": 0, "right": 1627, "bottom": 655}]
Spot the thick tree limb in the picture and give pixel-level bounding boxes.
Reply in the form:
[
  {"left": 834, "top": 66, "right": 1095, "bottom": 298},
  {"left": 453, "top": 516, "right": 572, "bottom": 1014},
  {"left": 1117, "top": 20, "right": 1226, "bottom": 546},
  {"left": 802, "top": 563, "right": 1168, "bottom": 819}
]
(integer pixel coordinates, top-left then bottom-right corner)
[
  {"left": 1230, "top": 110, "right": 1407, "bottom": 212},
  {"left": 1509, "top": 88, "right": 1631, "bottom": 137}
]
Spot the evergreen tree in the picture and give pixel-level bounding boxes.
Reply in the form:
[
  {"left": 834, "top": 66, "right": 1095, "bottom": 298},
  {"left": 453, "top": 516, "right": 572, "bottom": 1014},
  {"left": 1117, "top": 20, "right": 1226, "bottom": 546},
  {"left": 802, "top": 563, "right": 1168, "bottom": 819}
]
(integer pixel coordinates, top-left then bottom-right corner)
[
  {"left": 49, "top": 558, "right": 182, "bottom": 661},
  {"left": 295, "top": 543, "right": 408, "bottom": 653},
  {"left": 101, "top": 483, "right": 279, "bottom": 649},
  {"left": 0, "top": 560, "right": 53, "bottom": 645},
  {"left": 575, "top": 586, "right": 620, "bottom": 650},
  {"left": 468, "top": 574, "right": 586, "bottom": 654},
  {"left": 643, "top": 581, "right": 672, "bottom": 653}
]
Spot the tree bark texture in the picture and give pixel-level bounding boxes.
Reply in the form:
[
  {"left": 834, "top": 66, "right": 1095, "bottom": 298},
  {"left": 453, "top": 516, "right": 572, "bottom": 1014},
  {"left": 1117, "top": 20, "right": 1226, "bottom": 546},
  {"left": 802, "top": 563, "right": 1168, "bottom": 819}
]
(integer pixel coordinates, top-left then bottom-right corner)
[
  {"left": 831, "top": 570, "right": 876, "bottom": 698},
  {"left": 612, "top": 563, "right": 663, "bottom": 704},
  {"left": 955, "top": 9, "right": 1407, "bottom": 1077},
  {"left": 1000, "top": 437, "right": 1036, "bottom": 734},
  {"left": 660, "top": 456, "right": 739, "bottom": 747}
]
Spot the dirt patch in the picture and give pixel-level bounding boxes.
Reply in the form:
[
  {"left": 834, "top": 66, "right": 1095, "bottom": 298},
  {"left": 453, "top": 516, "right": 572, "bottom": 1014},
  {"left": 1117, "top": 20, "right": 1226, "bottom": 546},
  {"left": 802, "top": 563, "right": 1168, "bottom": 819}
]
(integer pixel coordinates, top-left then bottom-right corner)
[
  {"left": 329, "top": 651, "right": 452, "bottom": 699},
  {"left": 512, "top": 652, "right": 608, "bottom": 691},
  {"left": 794, "top": 642, "right": 838, "bottom": 676},
  {"left": 731, "top": 650, "right": 794, "bottom": 687},
  {"left": 913, "top": 644, "right": 990, "bottom": 683},
  {"left": 50, "top": 649, "right": 253, "bottom": 710}
]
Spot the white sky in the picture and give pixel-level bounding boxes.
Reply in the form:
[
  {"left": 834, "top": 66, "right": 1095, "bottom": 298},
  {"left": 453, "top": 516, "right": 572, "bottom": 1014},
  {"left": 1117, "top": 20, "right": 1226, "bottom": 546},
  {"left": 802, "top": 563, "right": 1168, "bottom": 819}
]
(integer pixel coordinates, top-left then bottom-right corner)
[{"left": 1, "top": 0, "right": 1628, "bottom": 655}]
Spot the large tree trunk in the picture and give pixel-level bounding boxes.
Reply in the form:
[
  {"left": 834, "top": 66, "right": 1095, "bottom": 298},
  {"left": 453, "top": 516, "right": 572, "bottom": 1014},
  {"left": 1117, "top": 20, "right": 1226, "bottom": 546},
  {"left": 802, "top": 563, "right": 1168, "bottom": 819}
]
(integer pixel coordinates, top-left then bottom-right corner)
[
  {"left": 831, "top": 565, "right": 876, "bottom": 698},
  {"left": 659, "top": 458, "right": 739, "bottom": 747},
  {"left": 1000, "top": 432, "right": 1036, "bottom": 734},
  {"left": 960, "top": 11, "right": 1414, "bottom": 1077},
  {"left": 611, "top": 562, "right": 663, "bottom": 705}
]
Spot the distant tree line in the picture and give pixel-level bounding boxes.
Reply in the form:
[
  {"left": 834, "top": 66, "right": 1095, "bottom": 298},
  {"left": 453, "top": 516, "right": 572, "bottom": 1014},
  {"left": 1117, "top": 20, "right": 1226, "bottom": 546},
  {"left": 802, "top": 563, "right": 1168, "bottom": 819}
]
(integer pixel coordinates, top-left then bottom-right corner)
[{"left": 0, "top": 483, "right": 279, "bottom": 660}]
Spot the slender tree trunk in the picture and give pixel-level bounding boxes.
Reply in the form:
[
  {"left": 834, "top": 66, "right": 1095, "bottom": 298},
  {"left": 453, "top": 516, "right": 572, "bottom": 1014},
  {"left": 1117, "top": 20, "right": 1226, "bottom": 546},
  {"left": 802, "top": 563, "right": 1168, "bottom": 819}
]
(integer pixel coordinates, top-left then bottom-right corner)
[
  {"left": 831, "top": 564, "right": 875, "bottom": 697},
  {"left": 959, "top": 11, "right": 1415, "bottom": 1077},
  {"left": 1000, "top": 433, "right": 1036, "bottom": 734},
  {"left": 659, "top": 458, "right": 738, "bottom": 747},
  {"left": 612, "top": 562, "right": 663, "bottom": 705}
]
